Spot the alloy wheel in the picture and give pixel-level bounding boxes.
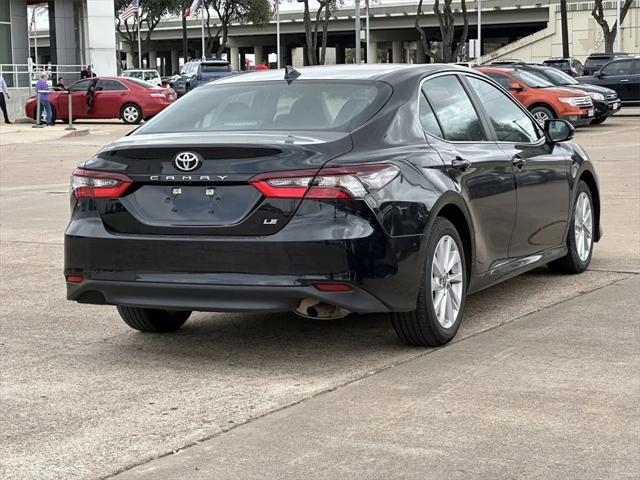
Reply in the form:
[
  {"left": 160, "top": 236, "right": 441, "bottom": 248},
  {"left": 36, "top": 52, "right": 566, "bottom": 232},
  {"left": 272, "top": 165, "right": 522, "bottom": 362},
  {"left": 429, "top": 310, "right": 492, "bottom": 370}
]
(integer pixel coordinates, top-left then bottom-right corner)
[
  {"left": 533, "top": 111, "right": 549, "bottom": 125},
  {"left": 574, "top": 192, "right": 593, "bottom": 262},
  {"left": 430, "top": 235, "right": 464, "bottom": 329}
]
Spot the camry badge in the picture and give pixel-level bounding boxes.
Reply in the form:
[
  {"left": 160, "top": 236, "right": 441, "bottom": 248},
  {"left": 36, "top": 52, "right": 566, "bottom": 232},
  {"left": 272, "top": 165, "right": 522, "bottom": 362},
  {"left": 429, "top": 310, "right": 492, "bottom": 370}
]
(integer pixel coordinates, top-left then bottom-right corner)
[{"left": 174, "top": 152, "right": 201, "bottom": 172}]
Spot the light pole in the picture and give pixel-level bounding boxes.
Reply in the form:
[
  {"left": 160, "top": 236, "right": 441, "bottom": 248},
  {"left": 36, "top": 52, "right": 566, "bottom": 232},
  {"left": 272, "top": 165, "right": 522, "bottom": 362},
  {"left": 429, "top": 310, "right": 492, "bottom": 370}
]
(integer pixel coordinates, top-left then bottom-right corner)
[
  {"left": 615, "top": 0, "right": 621, "bottom": 51},
  {"left": 355, "top": 0, "right": 361, "bottom": 64}
]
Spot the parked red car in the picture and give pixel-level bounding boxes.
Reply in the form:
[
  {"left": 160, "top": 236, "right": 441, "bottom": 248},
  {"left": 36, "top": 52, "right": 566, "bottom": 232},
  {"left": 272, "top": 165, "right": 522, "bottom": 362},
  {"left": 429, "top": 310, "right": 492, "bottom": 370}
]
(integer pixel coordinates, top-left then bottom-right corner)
[{"left": 25, "top": 76, "right": 177, "bottom": 124}]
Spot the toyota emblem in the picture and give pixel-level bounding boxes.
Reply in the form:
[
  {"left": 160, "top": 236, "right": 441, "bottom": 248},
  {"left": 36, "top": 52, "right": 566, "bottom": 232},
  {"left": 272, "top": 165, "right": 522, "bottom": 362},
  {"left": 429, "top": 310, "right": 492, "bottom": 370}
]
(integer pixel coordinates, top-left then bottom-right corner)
[{"left": 174, "top": 152, "right": 201, "bottom": 172}]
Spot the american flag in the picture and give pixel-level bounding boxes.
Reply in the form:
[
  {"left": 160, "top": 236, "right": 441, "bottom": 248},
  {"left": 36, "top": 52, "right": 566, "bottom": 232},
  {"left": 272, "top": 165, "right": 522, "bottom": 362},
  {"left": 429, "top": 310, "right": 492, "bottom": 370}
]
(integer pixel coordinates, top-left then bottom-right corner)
[
  {"left": 28, "top": 8, "right": 36, "bottom": 33},
  {"left": 120, "top": 0, "right": 139, "bottom": 21},
  {"left": 183, "top": 0, "right": 203, "bottom": 18}
]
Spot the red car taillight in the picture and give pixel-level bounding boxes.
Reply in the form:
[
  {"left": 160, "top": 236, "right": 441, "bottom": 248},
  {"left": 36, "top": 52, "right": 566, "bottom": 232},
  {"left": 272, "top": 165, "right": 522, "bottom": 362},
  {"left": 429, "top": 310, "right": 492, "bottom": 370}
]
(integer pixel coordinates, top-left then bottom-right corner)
[
  {"left": 250, "top": 164, "right": 399, "bottom": 200},
  {"left": 71, "top": 168, "right": 132, "bottom": 199}
]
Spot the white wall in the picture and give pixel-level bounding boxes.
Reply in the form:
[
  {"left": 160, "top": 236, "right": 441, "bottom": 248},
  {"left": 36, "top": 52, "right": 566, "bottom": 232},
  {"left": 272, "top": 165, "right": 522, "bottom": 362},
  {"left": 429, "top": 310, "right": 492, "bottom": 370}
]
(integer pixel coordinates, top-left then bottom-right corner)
[{"left": 482, "top": 3, "right": 640, "bottom": 64}]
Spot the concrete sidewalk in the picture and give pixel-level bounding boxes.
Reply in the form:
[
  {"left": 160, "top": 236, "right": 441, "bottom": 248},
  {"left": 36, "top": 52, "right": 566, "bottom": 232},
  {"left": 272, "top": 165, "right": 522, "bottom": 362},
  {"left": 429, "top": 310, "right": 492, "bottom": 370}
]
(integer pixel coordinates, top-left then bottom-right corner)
[{"left": 115, "top": 275, "right": 640, "bottom": 480}]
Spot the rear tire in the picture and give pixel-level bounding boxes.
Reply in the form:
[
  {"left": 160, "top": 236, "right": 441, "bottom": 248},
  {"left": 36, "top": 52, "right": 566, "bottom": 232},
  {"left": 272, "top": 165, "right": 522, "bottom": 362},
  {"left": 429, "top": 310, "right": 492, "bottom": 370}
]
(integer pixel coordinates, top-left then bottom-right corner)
[
  {"left": 548, "top": 180, "right": 594, "bottom": 274},
  {"left": 33, "top": 105, "right": 57, "bottom": 124},
  {"left": 391, "top": 218, "right": 467, "bottom": 347},
  {"left": 117, "top": 306, "right": 191, "bottom": 332}
]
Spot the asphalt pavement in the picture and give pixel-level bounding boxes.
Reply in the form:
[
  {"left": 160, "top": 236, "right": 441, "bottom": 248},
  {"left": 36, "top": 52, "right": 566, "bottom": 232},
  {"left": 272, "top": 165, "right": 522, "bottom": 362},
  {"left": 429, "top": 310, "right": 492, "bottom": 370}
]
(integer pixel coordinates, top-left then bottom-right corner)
[{"left": 1, "top": 114, "right": 638, "bottom": 480}]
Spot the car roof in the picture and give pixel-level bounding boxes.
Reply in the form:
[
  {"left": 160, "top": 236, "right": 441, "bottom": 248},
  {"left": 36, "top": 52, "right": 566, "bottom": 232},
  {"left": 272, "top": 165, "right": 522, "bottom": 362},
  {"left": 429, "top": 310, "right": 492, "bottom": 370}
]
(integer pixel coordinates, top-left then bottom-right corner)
[
  {"left": 210, "top": 64, "right": 466, "bottom": 85},
  {"left": 122, "top": 69, "right": 158, "bottom": 72}
]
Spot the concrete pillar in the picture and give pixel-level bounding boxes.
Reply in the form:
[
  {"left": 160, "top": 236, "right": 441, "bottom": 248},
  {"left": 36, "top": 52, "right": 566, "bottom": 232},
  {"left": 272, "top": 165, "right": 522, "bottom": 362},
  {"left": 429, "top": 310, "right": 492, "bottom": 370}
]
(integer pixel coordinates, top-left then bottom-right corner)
[
  {"left": 48, "top": 0, "right": 78, "bottom": 66},
  {"left": 171, "top": 49, "right": 179, "bottom": 74},
  {"left": 416, "top": 40, "right": 426, "bottom": 64},
  {"left": 125, "top": 50, "right": 133, "bottom": 69},
  {"left": 335, "top": 44, "right": 345, "bottom": 64},
  {"left": 392, "top": 40, "right": 402, "bottom": 64},
  {"left": 148, "top": 50, "right": 158, "bottom": 70},
  {"left": 254, "top": 46, "right": 264, "bottom": 66},
  {"left": 367, "top": 41, "right": 378, "bottom": 64},
  {"left": 83, "top": 0, "right": 118, "bottom": 75},
  {"left": 230, "top": 47, "right": 240, "bottom": 71},
  {"left": 405, "top": 44, "right": 412, "bottom": 64}
]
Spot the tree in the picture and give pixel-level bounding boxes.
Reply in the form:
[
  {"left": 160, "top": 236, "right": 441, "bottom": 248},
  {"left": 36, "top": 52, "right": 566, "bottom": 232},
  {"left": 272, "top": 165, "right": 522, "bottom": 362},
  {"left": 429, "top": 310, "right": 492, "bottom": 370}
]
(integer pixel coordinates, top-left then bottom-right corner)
[
  {"left": 204, "top": 0, "right": 270, "bottom": 58},
  {"left": 591, "top": 0, "right": 634, "bottom": 53},
  {"left": 115, "top": 0, "right": 173, "bottom": 68},
  {"left": 415, "top": 0, "right": 469, "bottom": 63},
  {"left": 299, "top": 0, "right": 339, "bottom": 66}
]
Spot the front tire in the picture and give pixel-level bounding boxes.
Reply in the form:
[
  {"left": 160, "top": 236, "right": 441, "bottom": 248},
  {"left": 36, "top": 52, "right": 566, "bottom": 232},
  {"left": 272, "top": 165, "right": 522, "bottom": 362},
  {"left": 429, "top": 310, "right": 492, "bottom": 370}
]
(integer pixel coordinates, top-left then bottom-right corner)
[
  {"left": 549, "top": 180, "right": 594, "bottom": 274},
  {"left": 590, "top": 116, "right": 607, "bottom": 125},
  {"left": 121, "top": 103, "right": 142, "bottom": 124},
  {"left": 392, "top": 218, "right": 467, "bottom": 347},
  {"left": 530, "top": 106, "right": 555, "bottom": 126},
  {"left": 117, "top": 306, "right": 191, "bottom": 332}
]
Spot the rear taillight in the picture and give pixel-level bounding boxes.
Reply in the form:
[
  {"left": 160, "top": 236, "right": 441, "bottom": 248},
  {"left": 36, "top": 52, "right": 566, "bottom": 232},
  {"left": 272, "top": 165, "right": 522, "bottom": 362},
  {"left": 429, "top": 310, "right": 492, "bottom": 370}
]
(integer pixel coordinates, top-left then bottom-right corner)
[
  {"left": 250, "top": 164, "right": 399, "bottom": 200},
  {"left": 71, "top": 168, "right": 132, "bottom": 199}
]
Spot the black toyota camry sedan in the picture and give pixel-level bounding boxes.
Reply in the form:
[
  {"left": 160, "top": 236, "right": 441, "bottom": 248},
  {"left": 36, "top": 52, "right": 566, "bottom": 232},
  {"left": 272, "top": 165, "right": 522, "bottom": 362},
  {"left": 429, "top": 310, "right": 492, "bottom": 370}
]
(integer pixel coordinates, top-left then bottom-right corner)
[{"left": 65, "top": 64, "right": 601, "bottom": 346}]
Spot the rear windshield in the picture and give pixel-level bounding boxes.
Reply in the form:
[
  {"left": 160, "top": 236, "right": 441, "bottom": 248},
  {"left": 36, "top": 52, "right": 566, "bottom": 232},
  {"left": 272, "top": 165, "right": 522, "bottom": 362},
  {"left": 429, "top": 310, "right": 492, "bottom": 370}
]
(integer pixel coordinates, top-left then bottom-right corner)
[
  {"left": 585, "top": 56, "right": 612, "bottom": 68},
  {"left": 510, "top": 70, "right": 554, "bottom": 88},
  {"left": 535, "top": 68, "right": 578, "bottom": 85},
  {"left": 201, "top": 64, "right": 231, "bottom": 73},
  {"left": 135, "top": 80, "right": 391, "bottom": 134},
  {"left": 124, "top": 77, "right": 155, "bottom": 89},
  {"left": 543, "top": 60, "right": 568, "bottom": 69}
]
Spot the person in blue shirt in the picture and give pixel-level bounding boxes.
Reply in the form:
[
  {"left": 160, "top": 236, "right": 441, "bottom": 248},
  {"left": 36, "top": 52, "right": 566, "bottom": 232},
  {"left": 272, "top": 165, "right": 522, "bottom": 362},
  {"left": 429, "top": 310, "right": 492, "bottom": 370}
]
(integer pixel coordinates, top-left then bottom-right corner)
[{"left": 36, "top": 73, "right": 53, "bottom": 126}]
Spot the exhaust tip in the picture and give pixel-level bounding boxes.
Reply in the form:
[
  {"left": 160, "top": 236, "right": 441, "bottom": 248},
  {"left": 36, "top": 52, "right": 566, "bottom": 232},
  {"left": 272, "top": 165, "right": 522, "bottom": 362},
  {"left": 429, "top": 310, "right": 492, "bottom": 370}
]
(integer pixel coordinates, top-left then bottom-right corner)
[{"left": 294, "top": 299, "right": 350, "bottom": 320}]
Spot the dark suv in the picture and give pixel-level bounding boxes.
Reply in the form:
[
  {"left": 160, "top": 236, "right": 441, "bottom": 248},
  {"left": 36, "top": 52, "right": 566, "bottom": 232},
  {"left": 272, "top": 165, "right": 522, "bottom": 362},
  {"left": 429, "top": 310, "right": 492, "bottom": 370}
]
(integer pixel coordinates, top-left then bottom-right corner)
[
  {"left": 514, "top": 64, "right": 620, "bottom": 125},
  {"left": 543, "top": 57, "right": 584, "bottom": 77},
  {"left": 579, "top": 57, "right": 640, "bottom": 105},
  {"left": 583, "top": 52, "right": 629, "bottom": 76},
  {"left": 172, "top": 59, "right": 234, "bottom": 96}
]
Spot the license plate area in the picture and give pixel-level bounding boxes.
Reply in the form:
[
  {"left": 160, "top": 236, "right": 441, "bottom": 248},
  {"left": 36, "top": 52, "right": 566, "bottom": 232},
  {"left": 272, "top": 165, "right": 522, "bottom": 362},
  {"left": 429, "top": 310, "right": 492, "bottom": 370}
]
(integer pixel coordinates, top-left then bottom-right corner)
[{"left": 121, "top": 184, "right": 262, "bottom": 226}]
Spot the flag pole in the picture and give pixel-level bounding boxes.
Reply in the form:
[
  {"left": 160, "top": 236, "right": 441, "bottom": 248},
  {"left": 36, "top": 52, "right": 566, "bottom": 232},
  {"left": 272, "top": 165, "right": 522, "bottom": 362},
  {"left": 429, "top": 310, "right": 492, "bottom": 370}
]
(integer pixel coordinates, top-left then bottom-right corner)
[
  {"left": 476, "top": 0, "right": 481, "bottom": 64},
  {"left": 137, "top": 6, "right": 142, "bottom": 68},
  {"left": 276, "top": 0, "right": 281, "bottom": 69},
  {"left": 201, "top": 3, "right": 206, "bottom": 59},
  {"left": 355, "top": 0, "right": 361, "bottom": 64}
]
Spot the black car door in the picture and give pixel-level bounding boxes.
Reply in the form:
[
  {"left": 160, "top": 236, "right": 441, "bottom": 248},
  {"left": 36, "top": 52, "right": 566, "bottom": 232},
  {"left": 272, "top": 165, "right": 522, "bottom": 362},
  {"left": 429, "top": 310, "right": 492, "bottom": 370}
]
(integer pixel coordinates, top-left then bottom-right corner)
[
  {"left": 598, "top": 59, "right": 636, "bottom": 101},
  {"left": 420, "top": 74, "right": 517, "bottom": 273},
  {"left": 464, "top": 74, "right": 570, "bottom": 259}
]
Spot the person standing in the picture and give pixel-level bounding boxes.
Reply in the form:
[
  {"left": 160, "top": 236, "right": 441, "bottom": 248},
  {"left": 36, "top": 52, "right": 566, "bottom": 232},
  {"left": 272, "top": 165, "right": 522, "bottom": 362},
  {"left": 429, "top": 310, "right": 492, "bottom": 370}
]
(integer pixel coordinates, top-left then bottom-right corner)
[
  {"left": 0, "top": 73, "right": 11, "bottom": 124},
  {"left": 36, "top": 73, "right": 53, "bottom": 126}
]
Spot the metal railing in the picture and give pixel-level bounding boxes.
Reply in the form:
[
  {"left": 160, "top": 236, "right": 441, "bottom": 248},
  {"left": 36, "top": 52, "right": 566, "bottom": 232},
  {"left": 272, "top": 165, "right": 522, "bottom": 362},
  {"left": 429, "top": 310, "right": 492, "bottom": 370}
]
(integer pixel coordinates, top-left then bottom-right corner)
[
  {"left": 0, "top": 63, "right": 85, "bottom": 94},
  {"left": 32, "top": 88, "right": 76, "bottom": 131}
]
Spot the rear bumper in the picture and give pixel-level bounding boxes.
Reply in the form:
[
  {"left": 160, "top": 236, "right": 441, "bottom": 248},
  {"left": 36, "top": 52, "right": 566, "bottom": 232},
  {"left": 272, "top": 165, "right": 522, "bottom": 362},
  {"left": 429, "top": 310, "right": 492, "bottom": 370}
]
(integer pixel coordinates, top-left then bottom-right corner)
[
  {"left": 66, "top": 278, "right": 389, "bottom": 313},
  {"left": 64, "top": 203, "right": 425, "bottom": 313}
]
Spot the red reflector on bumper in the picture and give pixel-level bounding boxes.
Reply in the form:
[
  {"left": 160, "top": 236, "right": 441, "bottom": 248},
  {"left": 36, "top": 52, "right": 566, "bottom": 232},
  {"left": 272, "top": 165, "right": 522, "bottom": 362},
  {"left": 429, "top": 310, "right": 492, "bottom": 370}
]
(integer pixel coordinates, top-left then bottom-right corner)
[
  {"left": 66, "top": 275, "right": 84, "bottom": 283},
  {"left": 314, "top": 283, "right": 352, "bottom": 292}
]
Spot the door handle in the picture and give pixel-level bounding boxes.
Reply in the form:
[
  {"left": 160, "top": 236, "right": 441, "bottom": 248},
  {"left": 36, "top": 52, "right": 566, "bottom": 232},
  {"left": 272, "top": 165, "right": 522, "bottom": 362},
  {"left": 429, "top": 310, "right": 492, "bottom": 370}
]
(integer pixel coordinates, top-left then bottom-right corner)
[
  {"left": 512, "top": 154, "right": 526, "bottom": 168},
  {"left": 451, "top": 156, "right": 471, "bottom": 170},
  {"left": 620, "top": 79, "right": 629, "bottom": 82}
]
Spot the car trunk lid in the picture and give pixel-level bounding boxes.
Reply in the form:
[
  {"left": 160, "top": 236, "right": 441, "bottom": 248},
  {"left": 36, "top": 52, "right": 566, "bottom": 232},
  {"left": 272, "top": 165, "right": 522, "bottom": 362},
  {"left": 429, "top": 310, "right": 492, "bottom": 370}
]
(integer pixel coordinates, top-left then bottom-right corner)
[{"left": 83, "top": 131, "right": 352, "bottom": 236}]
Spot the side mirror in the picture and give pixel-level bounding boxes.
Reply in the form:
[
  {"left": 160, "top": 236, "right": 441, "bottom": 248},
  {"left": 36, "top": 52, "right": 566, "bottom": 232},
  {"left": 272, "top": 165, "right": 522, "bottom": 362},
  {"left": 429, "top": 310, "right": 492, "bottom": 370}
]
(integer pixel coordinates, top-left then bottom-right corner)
[
  {"left": 595, "top": 71, "right": 604, "bottom": 79},
  {"left": 544, "top": 119, "right": 575, "bottom": 143},
  {"left": 196, "top": 73, "right": 202, "bottom": 80},
  {"left": 509, "top": 82, "right": 524, "bottom": 92}
]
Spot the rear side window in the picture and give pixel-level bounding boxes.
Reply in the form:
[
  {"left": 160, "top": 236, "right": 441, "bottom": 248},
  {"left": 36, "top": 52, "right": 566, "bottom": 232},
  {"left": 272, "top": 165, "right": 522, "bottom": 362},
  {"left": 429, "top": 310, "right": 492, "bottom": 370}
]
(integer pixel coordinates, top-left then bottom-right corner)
[
  {"left": 99, "top": 80, "right": 127, "bottom": 91},
  {"left": 125, "top": 77, "right": 154, "bottom": 89},
  {"left": 602, "top": 60, "right": 634, "bottom": 76},
  {"left": 421, "top": 75, "right": 485, "bottom": 142},
  {"left": 467, "top": 77, "right": 540, "bottom": 143},
  {"left": 418, "top": 93, "right": 443, "bottom": 138}
]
